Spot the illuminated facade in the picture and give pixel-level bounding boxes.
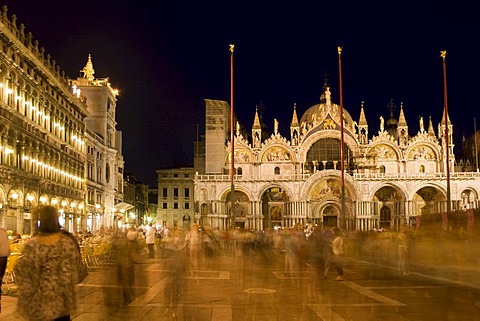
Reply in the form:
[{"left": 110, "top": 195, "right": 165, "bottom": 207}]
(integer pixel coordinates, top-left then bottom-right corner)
[
  {"left": 195, "top": 86, "right": 480, "bottom": 231},
  {"left": 157, "top": 167, "right": 195, "bottom": 229},
  {"left": 0, "top": 7, "right": 125, "bottom": 234}
]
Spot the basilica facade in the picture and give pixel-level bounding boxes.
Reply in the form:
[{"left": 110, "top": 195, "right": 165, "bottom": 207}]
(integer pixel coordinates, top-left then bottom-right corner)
[{"left": 194, "top": 86, "right": 480, "bottom": 232}]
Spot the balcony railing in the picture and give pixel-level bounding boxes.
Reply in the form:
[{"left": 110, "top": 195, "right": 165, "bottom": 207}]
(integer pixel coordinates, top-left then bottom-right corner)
[
  {"left": 353, "top": 172, "right": 480, "bottom": 180},
  {"left": 195, "top": 171, "right": 480, "bottom": 183},
  {"left": 195, "top": 173, "right": 310, "bottom": 182}
]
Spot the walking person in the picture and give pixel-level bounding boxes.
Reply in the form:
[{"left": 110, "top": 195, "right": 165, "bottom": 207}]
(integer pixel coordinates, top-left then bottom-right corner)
[
  {"left": 321, "top": 225, "right": 335, "bottom": 278},
  {"left": 0, "top": 226, "right": 10, "bottom": 305},
  {"left": 397, "top": 226, "right": 410, "bottom": 275},
  {"left": 185, "top": 223, "right": 203, "bottom": 273},
  {"left": 14, "top": 205, "right": 87, "bottom": 321},
  {"left": 330, "top": 227, "right": 345, "bottom": 281},
  {"left": 146, "top": 222, "right": 156, "bottom": 258}
]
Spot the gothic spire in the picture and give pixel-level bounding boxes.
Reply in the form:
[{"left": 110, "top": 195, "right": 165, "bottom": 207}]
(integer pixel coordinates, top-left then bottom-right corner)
[
  {"left": 427, "top": 115, "right": 435, "bottom": 136},
  {"left": 252, "top": 106, "right": 261, "bottom": 129},
  {"left": 291, "top": 103, "right": 299, "bottom": 127},
  {"left": 398, "top": 102, "right": 407, "bottom": 126},
  {"left": 358, "top": 101, "right": 367, "bottom": 126}
]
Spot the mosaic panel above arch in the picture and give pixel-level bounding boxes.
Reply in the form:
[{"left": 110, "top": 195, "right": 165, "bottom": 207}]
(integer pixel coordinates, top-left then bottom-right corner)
[
  {"left": 370, "top": 144, "right": 397, "bottom": 160},
  {"left": 261, "top": 186, "right": 290, "bottom": 202},
  {"left": 310, "top": 177, "right": 352, "bottom": 202},
  {"left": 261, "top": 147, "right": 291, "bottom": 162},
  {"left": 407, "top": 145, "right": 436, "bottom": 161},
  {"left": 230, "top": 148, "right": 252, "bottom": 163}
]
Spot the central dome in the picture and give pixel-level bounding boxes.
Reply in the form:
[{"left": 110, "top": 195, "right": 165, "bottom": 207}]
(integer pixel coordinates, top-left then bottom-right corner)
[{"left": 299, "top": 87, "right": 355, "bottom": 128}]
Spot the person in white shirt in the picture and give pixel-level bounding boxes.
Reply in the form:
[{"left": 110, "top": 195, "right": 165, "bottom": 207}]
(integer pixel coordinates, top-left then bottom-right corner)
[
  {"left": 331, "top": 227, "right": 345, "bottom": 281},
  {"left": 145, "top": 223, "right": 156, "bottom": 258},
  {"left": 0, "top": 227, "right": 10, "bottom": 293}
]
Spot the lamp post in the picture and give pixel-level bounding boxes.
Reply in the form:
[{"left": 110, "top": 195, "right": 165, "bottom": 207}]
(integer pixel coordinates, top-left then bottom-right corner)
[
  {"left": 112, "top": 207, "right": 117, "bottom": 231},
  {"left": 78, "top": 203, "right": 84, "bottom": 232},
  {"left": 95, "top": 204, "right": 101, "bottom": 232},
  {"left": 26, "top": 194, "right": 34, "bottom": 234}
]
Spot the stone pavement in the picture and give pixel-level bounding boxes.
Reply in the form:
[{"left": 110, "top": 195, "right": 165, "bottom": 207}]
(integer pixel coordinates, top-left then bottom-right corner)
[{"left": 2, "top": 237, "right": 480, "bottom": 321}]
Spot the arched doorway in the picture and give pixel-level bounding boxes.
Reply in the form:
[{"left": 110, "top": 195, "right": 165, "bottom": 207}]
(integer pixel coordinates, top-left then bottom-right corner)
[
  {"left": 380, "top": 206, "right": 392, "bottom": 229},
  {"left": 322, "top": 204, "right": 338, "bottom": 227},
  {"left": 373, "top": 186, "right": 404, "bottom": 230},
  {"left": 225, "top": 191, "right": 250, "bottom": 229},
  {"left": 261, "top": 187, "right": 290, "bottom": 229}
]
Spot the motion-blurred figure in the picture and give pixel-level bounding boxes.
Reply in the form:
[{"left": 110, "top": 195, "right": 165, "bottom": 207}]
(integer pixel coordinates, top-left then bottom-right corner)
[
  {"left": 146, "top": 222, "right": 156, "bottom": 258},
  {"left": 0, "top": 226, "right": 10, "bottom": 305},
  {"left": 164, "top": 228, "right": 187, "bottom": 318},
  {"left": 14, "top": 205, "right": 87, "bottom": 321},
  {"left": 397, "top": 226, "right": 410, "bottom": 275},
  {"left": 330, "top": 227, "right": 345, "bottom": 281},
  {"left": 112, "top": 231, "right": 136, "bottom": 304},
  {"left": 185, "top": 223, "right": 203, "bottom": 273}
]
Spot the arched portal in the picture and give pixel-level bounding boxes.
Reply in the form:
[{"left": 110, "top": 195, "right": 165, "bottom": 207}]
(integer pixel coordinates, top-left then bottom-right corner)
[
  {"left": 380, "top": 206, "right": 392, "bottom": 229},
  {"left": 261, "top": 187, "right": 290, "bottom": 229},
  {"left": 225, "top": 190, "right": 250, "bottom": 229},
  {"left": 413, "top": 186, "right": 445, "bottom": 215},
  {"left": 322, "top": 204, "right": 339, "bottom": 227},
  {"left": 373, "top": 186, "right": 404, "bottom": 230}
]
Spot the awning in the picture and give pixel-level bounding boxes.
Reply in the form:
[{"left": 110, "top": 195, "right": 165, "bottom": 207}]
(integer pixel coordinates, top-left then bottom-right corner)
[{"left": 114, "top": 202, "right": 134, "bottom": 212}]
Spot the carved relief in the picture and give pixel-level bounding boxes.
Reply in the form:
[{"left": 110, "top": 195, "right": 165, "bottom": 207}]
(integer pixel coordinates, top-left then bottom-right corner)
[{"left": 322, "top": 118, "right": 336, "bottom": 130}]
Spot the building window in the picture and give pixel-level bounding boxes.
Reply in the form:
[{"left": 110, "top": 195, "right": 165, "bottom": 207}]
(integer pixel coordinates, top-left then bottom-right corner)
[
  {"left": 184, "top": 173, "right": 190, "bottom": 178},
  {"left": 237, "top": 167, "right": 242, "bottom": 175},
  {"left": 419, "top": 165, "right": 425, "bottom": 173},
  {"left": 173, "top": 173, "right": 178, "bottom": 178},
  {"left": 174, "top": 203, "right": 178, "bottom": 209},
  {"left": 162, "top": 202, "right": 167, "bottom": 209},
  {"left": 379, "top": 165, "right": 386, "bottom": 173},
  {"left": 185, "top": 203, "right": 190, "bottom": 209},
  {"left": 184, "top": 188, "right": 190, "bottom": 198},
  {"left": 274, "top": 167, "right": 280, "bottom": 175},
  {"left": 162, "top": 188, "right": 168, "bottom": 198},
  {"left": 173, "top": 188, "right": 179, "bottom": 198}
]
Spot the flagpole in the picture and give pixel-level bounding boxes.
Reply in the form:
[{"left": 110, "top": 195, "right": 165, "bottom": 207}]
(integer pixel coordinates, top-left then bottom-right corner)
[
  {"left": 229, "top": 44, "right": 235, "bottom": 230},
  {"left": 475, "top": 117, "right": 478, "bottom": 172},
  {"left": 440, "top": 50, "right": 451, "bottom": 215},
  {"left": 338, "top": 47, "right": 346, "bottom": 230}
]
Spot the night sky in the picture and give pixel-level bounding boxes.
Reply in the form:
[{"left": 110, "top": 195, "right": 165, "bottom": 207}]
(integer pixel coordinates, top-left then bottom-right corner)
[{"left": 2, "top": 1, "right": 479, "bottom": 186}]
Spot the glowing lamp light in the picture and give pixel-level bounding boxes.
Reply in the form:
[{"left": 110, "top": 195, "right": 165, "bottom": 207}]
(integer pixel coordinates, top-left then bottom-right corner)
[{"left": 40, "top": 196, "right": 47, "bottom": 203}]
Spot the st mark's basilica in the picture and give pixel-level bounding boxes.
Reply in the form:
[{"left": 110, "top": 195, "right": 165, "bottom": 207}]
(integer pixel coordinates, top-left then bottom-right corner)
[{"left": 194, "top": 85, "right": 480, "bottom": 232}]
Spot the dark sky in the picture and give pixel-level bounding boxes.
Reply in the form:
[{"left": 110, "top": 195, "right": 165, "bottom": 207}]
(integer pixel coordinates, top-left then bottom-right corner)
[{"left": 2, "top": 1, "right": 479, "bottom": 186}]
